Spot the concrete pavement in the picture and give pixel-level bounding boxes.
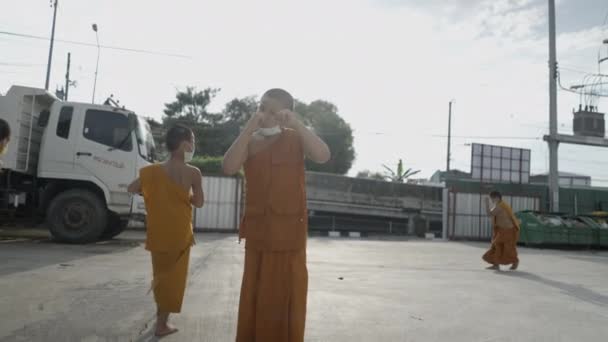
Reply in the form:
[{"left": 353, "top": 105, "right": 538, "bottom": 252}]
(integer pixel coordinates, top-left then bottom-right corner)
[{"left": 0, "top": 231, "right": 607, "bottom": 341}]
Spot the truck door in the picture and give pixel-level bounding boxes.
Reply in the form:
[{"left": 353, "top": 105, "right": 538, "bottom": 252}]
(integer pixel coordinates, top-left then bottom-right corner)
[
  {"left": 38, "top": 105, "right": 78, "bottom": 175},
  {"left": 73, "top": 108, "right": 136, "bottom": 213}
]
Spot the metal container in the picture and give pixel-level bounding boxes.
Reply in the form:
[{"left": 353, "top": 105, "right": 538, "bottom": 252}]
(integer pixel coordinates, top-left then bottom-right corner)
[{"left": 517, "top": 211, "right": 602, "bottom": 247}]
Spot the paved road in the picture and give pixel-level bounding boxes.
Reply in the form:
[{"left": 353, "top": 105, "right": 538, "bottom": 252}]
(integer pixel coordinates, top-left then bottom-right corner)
[{"left": 0, "top": 231, "right": 607, "bottom": 341}]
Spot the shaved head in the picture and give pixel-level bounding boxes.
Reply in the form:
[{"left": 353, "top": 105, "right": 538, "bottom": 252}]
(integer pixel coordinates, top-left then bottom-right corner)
[{"left": 261, "top": 88, "right": 294, "bottom": 112}]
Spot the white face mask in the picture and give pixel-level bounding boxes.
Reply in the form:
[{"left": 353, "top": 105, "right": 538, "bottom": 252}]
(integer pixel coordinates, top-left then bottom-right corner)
[
  {"left": 0, "top": 139, "right": 7, "bottom": 155},
  {"left": 257, "top": 125, "right": 282, "bottom": 137},
  {"left": 184, "top": 144, "right": 195, "bottom": 163}
]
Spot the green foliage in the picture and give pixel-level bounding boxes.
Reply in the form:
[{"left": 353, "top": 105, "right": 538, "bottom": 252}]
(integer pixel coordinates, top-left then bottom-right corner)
[
  {"left": 356, "top": 170, "right": 387, "bottom": 181},
  {"left": 189, "top": 156, "right": 226, "bottom": 176},
  {"left": 163, "top": 86, "right": 220, "bottom": 124},
  {"left": 160, "top": 88, "right": 355, "bottom": 175},
  {"left": 296, "top": 100, "right": 355, "bottom": 175}
]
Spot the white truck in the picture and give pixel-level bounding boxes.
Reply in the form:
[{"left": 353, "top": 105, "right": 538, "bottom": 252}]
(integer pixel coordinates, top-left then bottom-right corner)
[{"left": 0, "top": 85, "right": 153, "bottom": 243}]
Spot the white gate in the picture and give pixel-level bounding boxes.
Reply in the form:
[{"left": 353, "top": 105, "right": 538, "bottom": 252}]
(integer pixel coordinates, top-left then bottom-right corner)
[
  {"left": 444, "top": 190, "right": 540, "bottom": 240},
  {"left": 193, "top": 176, "right": 243, "bottom": 231}
]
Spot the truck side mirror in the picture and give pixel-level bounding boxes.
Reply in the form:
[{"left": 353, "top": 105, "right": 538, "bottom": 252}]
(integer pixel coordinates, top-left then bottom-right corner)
[{"left": 38, "top": 110, "right": 50, "bottom": 127}]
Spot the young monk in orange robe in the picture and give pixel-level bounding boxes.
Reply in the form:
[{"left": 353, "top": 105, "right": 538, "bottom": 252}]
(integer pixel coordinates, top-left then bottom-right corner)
[
  {"left": 223, "top": 88, "right": 331, "bottom": 342},
  {"left": 482, "top": 191, "right": 520, "bottom": 270},
  {"left": 128, "top": 125, "right": 204, "bottom": 337}
]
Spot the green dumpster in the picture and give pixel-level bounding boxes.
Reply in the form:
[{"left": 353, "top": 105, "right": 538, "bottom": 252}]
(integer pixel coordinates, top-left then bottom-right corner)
[
  {"left": 516, "top": 211, "right": 594, "bottom": 246},
  {"left": 517, "top": 211, "right": 567, "bottom": 245},
  {"left": 516, "top": 211, "right": 546, "bottom": 244},
  {"left": 579, "top": 212, "right": 608, "bottom": 248},
  {"left": 561, "top": 216, "right": 596, "bottom": 247}
]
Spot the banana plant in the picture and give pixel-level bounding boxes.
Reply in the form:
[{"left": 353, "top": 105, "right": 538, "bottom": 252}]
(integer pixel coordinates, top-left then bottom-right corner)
[{"left": 382, "top": 159, "right": 421, "bottom": 183}]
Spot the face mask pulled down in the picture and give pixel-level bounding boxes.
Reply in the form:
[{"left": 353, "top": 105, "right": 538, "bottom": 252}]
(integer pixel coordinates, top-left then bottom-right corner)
[{"left": 256, "top": 125, "right": 282, "bottom": 137}]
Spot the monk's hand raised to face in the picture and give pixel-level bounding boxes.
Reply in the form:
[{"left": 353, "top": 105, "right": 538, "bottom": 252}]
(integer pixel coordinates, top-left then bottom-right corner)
[
  {"left": 245, "top": 111, "right": 265, "bottom": 133},
  {"left": 277, "top": 109, "right": 300, "bottom": 129}
]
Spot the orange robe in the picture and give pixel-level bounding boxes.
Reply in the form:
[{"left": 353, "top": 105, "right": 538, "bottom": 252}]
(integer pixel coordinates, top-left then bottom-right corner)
[
  {"left": 236, "top": 129, "right": 308, "bottom": 342},
  {"left": 140, "top": 164, "right": 194, "bottom": 313},
  {"left": 483, "top": 201, "right": 520, "bottom": 265}
]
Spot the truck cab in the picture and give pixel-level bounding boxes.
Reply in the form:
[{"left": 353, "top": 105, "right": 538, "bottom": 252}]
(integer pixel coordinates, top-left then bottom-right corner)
[{"left": 0, "top": 85, "right": 153, "bottom": 243}]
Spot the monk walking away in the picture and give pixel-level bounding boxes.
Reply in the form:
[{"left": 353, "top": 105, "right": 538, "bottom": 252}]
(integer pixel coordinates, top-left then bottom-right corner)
[
  {"left": 223, "top": 88, "right": 331, "bottom": 342},
  {"left": 128, "top": 125, "right": 204, "bottom": 337},
  {"left": 483, "top": 191, "right": 520, "bottom": 271}
]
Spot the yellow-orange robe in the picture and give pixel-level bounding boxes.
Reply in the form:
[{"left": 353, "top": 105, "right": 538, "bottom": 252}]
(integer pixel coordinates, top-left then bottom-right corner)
[
  {"left": 236, "top": 129, "right": 308, "bottom": 342},
  {"left": 483, "top": 200, "right": 520, "bottom": 265},
  {"left": 140, "top": 164, "right": 194, "bottom": 313}
]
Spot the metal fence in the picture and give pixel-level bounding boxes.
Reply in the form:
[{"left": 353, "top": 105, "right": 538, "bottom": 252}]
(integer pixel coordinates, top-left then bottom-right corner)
[
  {"left": 445, "top": 190, "right": 540, "bottom": 240},
  {"left": 193, "top": 175, "right": 243, "bottom": 231}
]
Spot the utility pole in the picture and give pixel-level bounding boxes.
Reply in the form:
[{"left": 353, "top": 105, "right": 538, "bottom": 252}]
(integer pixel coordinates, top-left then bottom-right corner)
[
  {"left": 447, "top": 100, "right": 453, "bottom": 172},
  {"left": 44, "top": 0, "right": 59, "bottom": 90},
  {"left": 548, "top": 0, "right": 559, "bottom": 212},
  {"left": 64, "top": 52, "right": 71, "bottom": 100}
]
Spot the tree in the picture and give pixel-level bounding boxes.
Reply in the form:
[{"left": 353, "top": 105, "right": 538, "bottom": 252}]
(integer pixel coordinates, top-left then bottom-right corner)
[
  {"left": 222, "top": 96, "right": 258, "bottom": 127},
  {"left": 159, "top": 88, "right": 356, "bottom": 172},
  {"left": 382, "top": 159, "right": 420, "bottom": 183},
  {"left": 296, "top": 100, "right": 355, "bottom": 175},
  {"left": 356, "top": 170, "right": 387, "bottom": 181},
  {"left": 163, "top": 86, "right": 220, "bottom": 124},
  {"left": 219, "top": 96, "right": 258, "bottom": 151},
  {"left": 162, "top": 87, "right": 227, "bottom": 157}
]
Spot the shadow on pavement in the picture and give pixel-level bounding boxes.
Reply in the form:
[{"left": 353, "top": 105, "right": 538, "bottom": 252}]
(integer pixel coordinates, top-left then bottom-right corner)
[
  {"left": 498, "top": 271, "right": 608, "bottom": 307},
  {"left": 0, "top": 238, "right": 141, "bottom": 277}
]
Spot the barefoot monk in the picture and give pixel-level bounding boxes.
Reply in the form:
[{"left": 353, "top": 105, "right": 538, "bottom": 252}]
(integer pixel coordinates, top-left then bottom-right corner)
[
  {"left": 482, "top": 191, "right": 520, "bottom": 271},
  {"left": 128, "top": 124, "right": 204, "bottom": 337}
]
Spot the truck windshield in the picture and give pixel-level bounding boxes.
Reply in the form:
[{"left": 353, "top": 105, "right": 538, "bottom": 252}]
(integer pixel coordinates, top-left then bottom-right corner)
[{"left": 135, "top": 116, "right": 157, "bottom": 163}]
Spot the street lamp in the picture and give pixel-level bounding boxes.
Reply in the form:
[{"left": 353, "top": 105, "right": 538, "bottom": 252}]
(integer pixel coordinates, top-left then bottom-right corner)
[{"left": 91, "top": 23, "right": 100, "bottom": 104}]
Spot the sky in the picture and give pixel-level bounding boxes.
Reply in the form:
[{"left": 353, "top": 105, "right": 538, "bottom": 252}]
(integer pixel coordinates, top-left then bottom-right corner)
[{"left": 1, "top": 0, "right": 608, "bottom": 184}]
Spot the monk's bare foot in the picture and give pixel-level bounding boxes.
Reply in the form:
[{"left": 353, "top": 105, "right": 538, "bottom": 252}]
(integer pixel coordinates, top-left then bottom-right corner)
[
  {"left": 155, "top": 324, "right": 178, "bottom": 337},
  {"left": 486, "top": 265, "right": 499, "bottom": 270},
  {"left": 510, "top": 262, "right": 519, "bottom": 270}
]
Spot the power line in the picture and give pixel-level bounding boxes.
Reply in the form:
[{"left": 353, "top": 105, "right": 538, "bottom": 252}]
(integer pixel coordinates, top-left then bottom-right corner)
[
  {"left": 431, "top": 135, "right": 540, "bottom": 141},
  {"left": 560, "top": 66, "right": 597, "bottom": 75},
  {"left": 0, "top": 30, "right": 192, "bottom": 59},
  {"left": 0, "top": 62, "right": 45, "bottom": 67},
  {"left": 557, "top": 71, "right": 608, "bottom": 98}
]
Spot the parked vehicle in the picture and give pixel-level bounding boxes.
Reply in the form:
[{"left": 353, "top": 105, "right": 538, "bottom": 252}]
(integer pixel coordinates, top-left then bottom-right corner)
[{"left": 0, "top": 85, "right": 153, "bottom": 243}]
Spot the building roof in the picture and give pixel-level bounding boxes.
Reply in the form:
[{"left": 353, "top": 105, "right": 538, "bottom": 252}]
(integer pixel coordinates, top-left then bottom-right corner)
[{"left": 531, "top": 171, "right": 591, "bottom": 178}]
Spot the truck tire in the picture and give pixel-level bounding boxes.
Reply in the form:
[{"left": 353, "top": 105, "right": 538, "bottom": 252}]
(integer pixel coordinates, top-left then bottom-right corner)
[
  {"left": 101, "top": 213, "right": 129, "bottom": 240},
  {"left": 46, "top": 189, "right": 108, "bottom": 243}
]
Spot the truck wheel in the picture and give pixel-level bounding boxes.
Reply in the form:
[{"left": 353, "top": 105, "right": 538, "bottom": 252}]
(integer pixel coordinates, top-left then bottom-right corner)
[
  {"left": 46, "top": 189, "right": 108, "bottom": 243},
  {"left": 101, "top": 213, "right": 129, "bottom": 240}
]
